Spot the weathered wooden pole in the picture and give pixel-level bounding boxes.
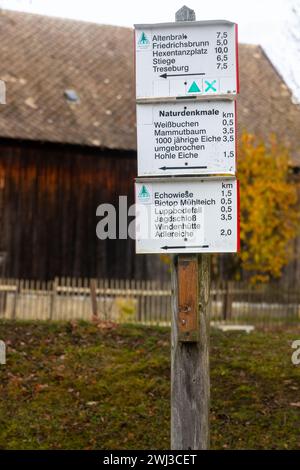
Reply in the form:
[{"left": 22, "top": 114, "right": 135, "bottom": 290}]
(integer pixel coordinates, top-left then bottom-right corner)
[
  {"left": 171, "top": 6, "right": 211, "bottom": 450},
  {"left": 90, "top": 279, "right": 98, "bottom": 319}
]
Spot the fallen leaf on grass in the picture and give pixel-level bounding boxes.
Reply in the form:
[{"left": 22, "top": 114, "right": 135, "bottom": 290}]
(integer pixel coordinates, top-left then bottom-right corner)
[
  {"left": 95, "top": 320, "right": 118, "bottom": 330},
  {"left": 34, "top": 384, "right": 49, "bottom": 392}
]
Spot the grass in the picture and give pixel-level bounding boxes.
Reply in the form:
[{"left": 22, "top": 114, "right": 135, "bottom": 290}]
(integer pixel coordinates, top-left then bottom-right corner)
[{"left": 0, "top": 320, "right": 300, "bottom": 449}]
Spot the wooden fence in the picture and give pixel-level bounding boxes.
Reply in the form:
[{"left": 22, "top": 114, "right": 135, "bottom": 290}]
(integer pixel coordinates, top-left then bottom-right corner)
[
  {"left": 0, "top": 278, "right": 299, "bottom": 325},
  {"left": 211, "top": 281, "right": 300, "bottom": 325},
  {"left": 0, "top": 278, "right": 172, "bottom": 324}
]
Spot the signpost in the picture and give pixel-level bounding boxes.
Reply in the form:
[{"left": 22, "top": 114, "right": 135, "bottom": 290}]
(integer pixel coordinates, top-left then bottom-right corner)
[
  {"left": 137, "top": 100, "right": 236, "bottom": 176},
  {"left": 135, "top": 19, "right": 238, "bottom": 99},
  {"left": 135, "top": 177, "right": 239, "bottom": 253},
  {"left": 134, "top": 5, "right": 240, "bottom": 450}
]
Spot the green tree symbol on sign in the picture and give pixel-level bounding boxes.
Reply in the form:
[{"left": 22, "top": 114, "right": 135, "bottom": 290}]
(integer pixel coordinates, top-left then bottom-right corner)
[
  {"left": 139, "top": 32, "right": 149, "bottom": 45},
  {"left": 139, "top": 185, "right": 150, "bottom": 199}
]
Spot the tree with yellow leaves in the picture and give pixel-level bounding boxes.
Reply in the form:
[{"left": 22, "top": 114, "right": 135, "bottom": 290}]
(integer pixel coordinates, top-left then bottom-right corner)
[{"left": 238, "top": 132, "right": 300, "bottom": 283}]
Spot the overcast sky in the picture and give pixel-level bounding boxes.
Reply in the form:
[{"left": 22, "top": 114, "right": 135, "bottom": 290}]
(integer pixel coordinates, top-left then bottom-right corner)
[{"left": 0, "top": 0, "right": 299, "bottom": 102}]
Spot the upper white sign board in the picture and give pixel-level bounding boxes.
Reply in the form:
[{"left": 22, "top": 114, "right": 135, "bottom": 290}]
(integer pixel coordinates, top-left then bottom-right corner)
[
  {"left": 135, "top": 20, "right": 239, "bottom": 100},
  {"left": 137, "top": 100, "right": 236, "bottom": 176},
  {"left": 135, "top": 177, "right": 239, "bottom": 254}
]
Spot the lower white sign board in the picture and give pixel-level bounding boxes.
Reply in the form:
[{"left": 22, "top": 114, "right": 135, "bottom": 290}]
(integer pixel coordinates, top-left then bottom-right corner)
[
  {"left": 137, "top": 100, "right": 236, "bottom": 176},
  {"left": 135, "top": 177, "right": 239, "bottom": 254}
]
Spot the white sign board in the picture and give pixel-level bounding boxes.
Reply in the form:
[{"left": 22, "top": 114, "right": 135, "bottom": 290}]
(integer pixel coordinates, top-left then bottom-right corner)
[
  {"left": 135, "top": 20, "right": 238, "bottom": 99},
  {"left": 137, "top": 100, "right": 236, "bottom": 176},
  {"left": 135, "top": 177, "right": 239, "bottom": 254}
]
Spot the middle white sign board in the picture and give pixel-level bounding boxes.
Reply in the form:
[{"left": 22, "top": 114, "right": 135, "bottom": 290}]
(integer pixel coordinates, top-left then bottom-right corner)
[
  {"left": 137, "top": 100, "right": 236, "bottom": 176},
  {"left": 135, "top": 177, "right": 239, "bottom": 254}
]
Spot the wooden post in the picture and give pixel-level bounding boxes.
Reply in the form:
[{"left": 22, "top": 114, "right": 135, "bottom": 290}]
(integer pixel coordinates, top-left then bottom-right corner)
[
  {"left": 222, "top": 280, "right": 233, "bottom": 321},
  {"left": 50, "top": 277, "right": 58, "bottom": 320},
  {"left": 11, "top": 279, "right": 19, "bottom": 320},
  {"left": 171, "top": 6, "right": 211, "bottom": 450},
  {"left": 90, "top": 278, "right": 98, "bottom": 320}
]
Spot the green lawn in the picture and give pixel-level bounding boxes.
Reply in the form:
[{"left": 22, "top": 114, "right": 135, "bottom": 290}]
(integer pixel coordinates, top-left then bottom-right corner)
[{"left": 0, "top": 320, "right": 299, "bottom": 449}]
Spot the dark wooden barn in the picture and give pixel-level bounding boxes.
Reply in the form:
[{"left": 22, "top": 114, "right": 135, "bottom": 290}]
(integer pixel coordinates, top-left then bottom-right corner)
[
  {"left": 0, "top": 10, "right": 299, "bottom": 282},
  {"left": 0, "top": 10, "right": 148, "bottom": 280},
  {"left": 0, "top": 142, "right": 141, "bottom": 279}
]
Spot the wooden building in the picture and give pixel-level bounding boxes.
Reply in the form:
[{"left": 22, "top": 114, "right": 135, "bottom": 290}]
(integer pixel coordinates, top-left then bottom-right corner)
[{"left": 0, "top": 10, "right": 299, "bottom": 281}]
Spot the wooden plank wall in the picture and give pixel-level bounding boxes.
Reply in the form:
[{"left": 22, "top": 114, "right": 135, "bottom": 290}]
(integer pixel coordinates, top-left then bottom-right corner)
[{"left": 0, "top": 140, "right": 169, "bottom": 281}]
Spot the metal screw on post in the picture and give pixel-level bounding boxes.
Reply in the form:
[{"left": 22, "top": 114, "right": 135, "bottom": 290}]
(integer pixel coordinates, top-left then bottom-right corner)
[{"left": 171, "top": 5, "right": 211, "bottom": 451}]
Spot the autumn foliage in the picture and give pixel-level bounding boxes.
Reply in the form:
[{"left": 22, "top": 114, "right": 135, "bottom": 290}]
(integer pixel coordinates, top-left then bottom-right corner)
[{"left": 238, "top": 132, "right": 300, "bottom": 283}]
